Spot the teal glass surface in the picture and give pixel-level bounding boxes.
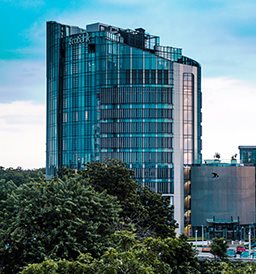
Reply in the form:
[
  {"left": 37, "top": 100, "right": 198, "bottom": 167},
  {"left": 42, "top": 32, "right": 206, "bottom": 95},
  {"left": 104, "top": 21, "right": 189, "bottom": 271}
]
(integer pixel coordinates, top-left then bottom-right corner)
[{"left": 46, "top": 22, "right": 202, "bottom": 195}]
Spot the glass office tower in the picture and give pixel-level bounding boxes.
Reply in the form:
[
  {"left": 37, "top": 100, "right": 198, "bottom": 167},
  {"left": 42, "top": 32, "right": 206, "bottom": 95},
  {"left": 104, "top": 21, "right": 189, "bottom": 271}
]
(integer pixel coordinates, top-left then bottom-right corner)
[
  {"left": 239, "top": 146, "right": 256, "bottom": 166},
  {"left": 46, "top": 21, "right": 202, "bottom": 233}
]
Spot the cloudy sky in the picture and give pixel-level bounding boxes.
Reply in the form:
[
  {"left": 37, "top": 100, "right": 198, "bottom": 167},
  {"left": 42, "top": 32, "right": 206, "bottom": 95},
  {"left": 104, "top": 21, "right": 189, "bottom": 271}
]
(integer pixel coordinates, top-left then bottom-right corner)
[{"left": 0, "top": 0, "right": 256, "bottom": 168}]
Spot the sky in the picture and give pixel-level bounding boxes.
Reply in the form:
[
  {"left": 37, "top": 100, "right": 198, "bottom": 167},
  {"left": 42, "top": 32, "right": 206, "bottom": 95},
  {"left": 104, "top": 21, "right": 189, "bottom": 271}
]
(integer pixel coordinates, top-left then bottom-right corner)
[{"left": 0, "top": 0, "right": 256, "bottom": 168}]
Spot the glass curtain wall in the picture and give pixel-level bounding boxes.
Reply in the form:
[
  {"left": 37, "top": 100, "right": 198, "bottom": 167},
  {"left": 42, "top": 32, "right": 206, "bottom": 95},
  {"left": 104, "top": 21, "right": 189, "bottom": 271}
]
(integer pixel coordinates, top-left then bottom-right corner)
[
  {"left": 183, "top": 73, "right": 194, "bottom": 165},
  {"left": 183, "top": 72, "right": 194, "bottom": 235},
  {"left": 48, "top": 26, "right": 175, "bottom": 194},
  {"left": 47, "top": 22, "right": 202, "bottom": 199},
  {"left": 98, "top": 39, "right": 174, "bottom": 194},
  {"left": 46, "top": 22, "right": 62, "bottom": 176}
]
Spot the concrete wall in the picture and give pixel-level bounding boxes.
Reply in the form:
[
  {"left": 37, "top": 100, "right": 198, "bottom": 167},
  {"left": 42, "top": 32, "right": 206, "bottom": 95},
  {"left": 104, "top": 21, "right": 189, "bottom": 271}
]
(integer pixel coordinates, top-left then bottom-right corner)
[
  {"left": 191, "top": 166, "right": 256, "bottom": 226},
  {"left": 173, "top": 63, "right": 200, "bottom": 234}
]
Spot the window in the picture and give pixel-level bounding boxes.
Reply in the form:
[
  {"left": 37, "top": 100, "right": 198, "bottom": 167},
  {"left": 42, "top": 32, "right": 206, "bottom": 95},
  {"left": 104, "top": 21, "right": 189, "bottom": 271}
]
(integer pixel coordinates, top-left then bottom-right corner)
[
  {"left": 88, "top": 44, "right": 96, "bottom": 53},
  {"left": 85, "top": 111, "right": 88, "bottom": 120},
  {"left": 63, "top": 113, "right": 67, "bottom": 122}
]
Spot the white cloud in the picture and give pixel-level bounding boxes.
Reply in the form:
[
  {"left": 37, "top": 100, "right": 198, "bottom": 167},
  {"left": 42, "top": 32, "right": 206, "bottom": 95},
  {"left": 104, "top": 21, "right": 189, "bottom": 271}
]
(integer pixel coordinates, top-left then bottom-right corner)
[
  {"left": 19, "top": 0, "right": 256, "bottom": 82},
  {"left": 0, "top": 79, "right": 255, "bottom": 169},
  {"left": 0, "top": 60, "right": 45, "bottom": 102},
  {"left": 1, "top": 1, "right": 256, "bottom": 168},
  {"left": 0, "top": 101, "right": 45, "bottom": 169},
  {"left": 202, "top": 77, "right": 256, "bottom": 161}
]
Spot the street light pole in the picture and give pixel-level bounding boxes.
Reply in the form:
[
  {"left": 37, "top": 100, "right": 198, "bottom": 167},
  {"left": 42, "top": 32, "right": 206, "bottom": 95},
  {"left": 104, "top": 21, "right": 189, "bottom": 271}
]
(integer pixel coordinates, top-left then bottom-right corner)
[
  {"left": 241, "top": 226, "right": 244, "bottom": 242},
  {"left": 202, "top": 225, "right": 204, "bottom": 243},
  {"left": 249, "top": 227, "right": 251, "bottom": 259},
  {"left": 195, "top": 229, "right": 198, "bottom": 250}
]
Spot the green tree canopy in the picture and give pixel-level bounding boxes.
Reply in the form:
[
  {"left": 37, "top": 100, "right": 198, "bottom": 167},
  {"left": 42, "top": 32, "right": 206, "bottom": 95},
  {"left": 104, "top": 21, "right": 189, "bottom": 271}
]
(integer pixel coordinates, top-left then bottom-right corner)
[
  {"left": 22, "top": 256, "right": 256, "bottom": 274},
  {"left": 79, "top": 159, "right": 176, "bottom": 238},
  {"left": 0, "top": 160, "right": 177, "bottom": 273},
  {"left": 199, "top": 260, "right": 256, "bottom": 274},
  {"left": 0, "top": 176, "right": 121, "bottom": 273},
  {"left": 0, "top": 179, "right": 17, "bottom": 211},
  {"left": 0, "top": 167, "right": 45, "bottom": 186},
  {"left": 21, "top": 231, "right": 200, "bottom": 274},
  {"left": 80, "top": 159, "right": 141, "bottom": 215},
  {"left": 137, "top": 186, "right": 175, "bottom": 238},
  {"left": 210, "top": 237, "right": 228, "bottom": 260}
]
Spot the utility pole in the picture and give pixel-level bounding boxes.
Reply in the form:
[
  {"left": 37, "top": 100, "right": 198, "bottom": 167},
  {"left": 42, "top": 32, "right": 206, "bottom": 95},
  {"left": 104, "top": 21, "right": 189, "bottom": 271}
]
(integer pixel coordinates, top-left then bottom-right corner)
[
  {"left": 195, "top": 229, "right": 198, "bottom": 251},
  {"left": 249, "top": 227, "right": 251, "bottom": 259}
]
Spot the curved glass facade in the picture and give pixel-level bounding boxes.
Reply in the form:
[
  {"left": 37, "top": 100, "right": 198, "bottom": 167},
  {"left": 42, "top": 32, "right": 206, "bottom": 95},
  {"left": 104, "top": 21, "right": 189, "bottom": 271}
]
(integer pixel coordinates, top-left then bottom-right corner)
[{"left": 46, "top": 21, "right": 202, "bottom": 232}]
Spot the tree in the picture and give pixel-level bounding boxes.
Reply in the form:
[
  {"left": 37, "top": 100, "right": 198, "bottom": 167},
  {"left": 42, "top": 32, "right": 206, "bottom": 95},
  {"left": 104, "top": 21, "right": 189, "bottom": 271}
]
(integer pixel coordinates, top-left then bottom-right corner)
[
  {"left": 80, "top": 159, "right": 176, "bottom": 238},
  {"left": 0, "top": 179, "right": 17, "bottom": 211},
  {"left": 141, "top": 235, "right": 200, "bottom": 273},
  {"left": 210, "top": 237, "right": 228, "bottom": 260},
  {"left": 80, "top": 159, "right": 142, "bottom": 217},
  {"left": 0, "top": 167, "right": 45, "bottom": 186},
  {"left": 199, "top": 260, "right": 256, "bottom": 274},
  {"left": 0, "top": 160, "right": 176, "bottom": 273},
  {"left": 231, "top": 154, "right": 237, "bottom": 161},
  {"left": 21, "top": 232, "right": 200, "bottom": 274},
  {"left": 21, "top": 256, "right": 96, "bottom": 274},
  {"left": 213, "top": 152, "right": 221, "bottom": 161},
  {"left": 137, "top": 186, "right": 176, "bottom": 238},
  {"left": 0, "top": 177, "right": 121, "bottom": 273}
]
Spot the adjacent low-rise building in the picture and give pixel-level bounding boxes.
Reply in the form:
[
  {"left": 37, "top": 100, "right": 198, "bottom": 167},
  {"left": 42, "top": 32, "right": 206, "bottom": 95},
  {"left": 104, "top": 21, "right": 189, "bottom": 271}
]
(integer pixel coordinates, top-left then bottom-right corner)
[
  {"left": 239, "top": 146, "right": 256, "bottom": 166},
  {"left": 190, "top": 161, "right": 256, "bottom": 239}
]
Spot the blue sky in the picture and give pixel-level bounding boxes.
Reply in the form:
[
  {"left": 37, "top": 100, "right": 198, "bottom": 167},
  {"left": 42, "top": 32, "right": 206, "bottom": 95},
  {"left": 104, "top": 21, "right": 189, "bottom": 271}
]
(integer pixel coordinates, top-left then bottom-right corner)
[{"left": 0, "top": 0, "right": 256, "bottom": 168}]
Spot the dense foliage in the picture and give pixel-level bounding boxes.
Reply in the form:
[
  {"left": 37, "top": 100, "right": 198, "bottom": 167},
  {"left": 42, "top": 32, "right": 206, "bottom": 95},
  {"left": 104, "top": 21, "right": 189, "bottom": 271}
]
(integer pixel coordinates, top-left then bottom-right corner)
[
  {"left": 22, "top": 256, "right": 256, "bottom": 274},
  {"left": 0, "top": 160, "right": 177, "bottom": 273},
  {"left": 1, "top": 161, "right": 254, "bottom": 273},
  {"left": 0, "top": 176, "right": 121, "bottom": 273},
  {"left": 137, "top": 186, "right": 175, "bottom": 238},
  {"left": 80, "top": 159, "right": 176, "bottom": 238},
  {"left": 21, "top": 231, "right": 200, "bottom": 274},
  {"left": 199, "top": 260, "right": 256, "bottom": 274},
  {"left": 210, "top": 237, "right": 228, "bottom": 259},
  {"left": 0, "top": 167, "right": 45, "bottom": 186}
]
